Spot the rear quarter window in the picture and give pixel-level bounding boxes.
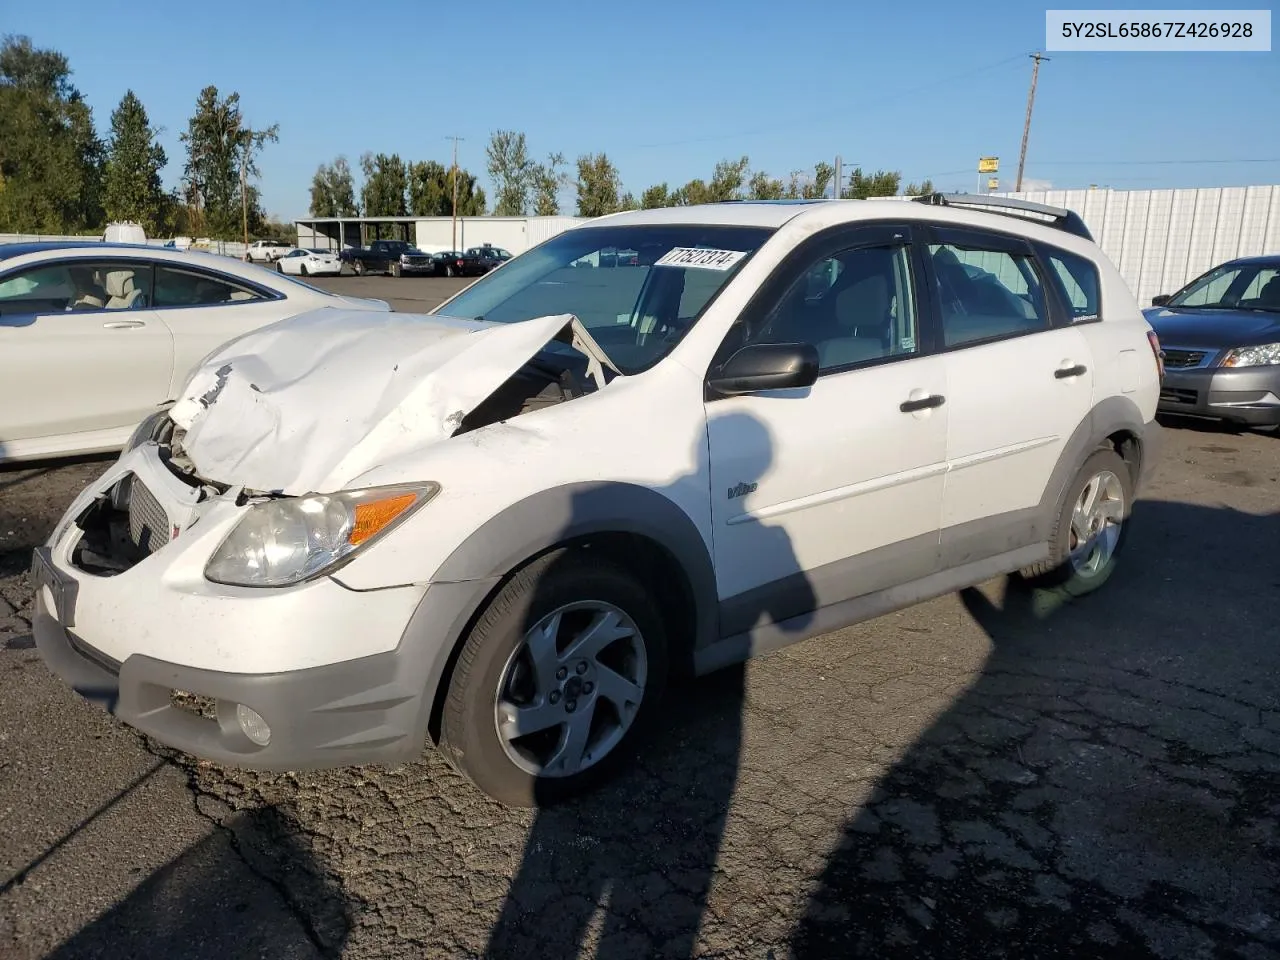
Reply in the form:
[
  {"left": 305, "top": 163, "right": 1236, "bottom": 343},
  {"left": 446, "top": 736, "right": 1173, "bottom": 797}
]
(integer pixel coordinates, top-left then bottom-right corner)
[{"left": 1043, "top": 247, "right": 1101, "bottom": 322}]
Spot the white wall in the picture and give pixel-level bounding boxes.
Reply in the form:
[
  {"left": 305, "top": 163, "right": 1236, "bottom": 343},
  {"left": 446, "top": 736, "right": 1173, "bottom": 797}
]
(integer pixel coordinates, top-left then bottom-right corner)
[
  {"left": 412, "top": 216, "right": 585, "bottom": 255},
  {"left": 990, "top": 185, "right": 1280, "bottom": 306}
]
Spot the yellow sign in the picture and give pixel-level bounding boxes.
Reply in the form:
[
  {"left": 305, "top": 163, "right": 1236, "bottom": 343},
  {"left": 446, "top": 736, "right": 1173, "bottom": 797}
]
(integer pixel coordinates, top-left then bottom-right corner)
[
  {"left": 978, "top": 157, "right": 999, "bottom": 173},
  {"left": 987, "top": 177, "right": 1000, "bottom": 191}
]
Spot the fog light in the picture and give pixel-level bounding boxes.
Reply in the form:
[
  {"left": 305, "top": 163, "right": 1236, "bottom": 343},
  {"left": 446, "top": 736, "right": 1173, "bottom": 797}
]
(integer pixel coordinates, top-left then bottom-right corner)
[{"left": 235, "top": 704, "right": 271, "bottom": 746}]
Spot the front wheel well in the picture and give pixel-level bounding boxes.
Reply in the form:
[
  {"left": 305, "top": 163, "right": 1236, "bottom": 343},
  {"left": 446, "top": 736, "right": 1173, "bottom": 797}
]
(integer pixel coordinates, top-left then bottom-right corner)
[{"left": 424, "top": 531, "right": 699, "bottom": 745}]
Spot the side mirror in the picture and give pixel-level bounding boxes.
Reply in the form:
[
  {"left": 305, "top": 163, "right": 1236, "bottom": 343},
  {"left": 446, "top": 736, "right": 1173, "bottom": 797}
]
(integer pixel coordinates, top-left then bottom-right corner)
[
  {"left": 708, "top": 342, "right": 819, "bottom": 397},
  {"left": 1150, "top": 294, "right": 1171, "bottom": 307}
]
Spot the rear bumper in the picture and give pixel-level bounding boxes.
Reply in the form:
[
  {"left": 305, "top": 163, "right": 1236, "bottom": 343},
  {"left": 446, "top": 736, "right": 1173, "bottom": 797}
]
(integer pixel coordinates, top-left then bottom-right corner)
[{"left": 1157, "top": 362, "right": 1280, "bottom": 426}]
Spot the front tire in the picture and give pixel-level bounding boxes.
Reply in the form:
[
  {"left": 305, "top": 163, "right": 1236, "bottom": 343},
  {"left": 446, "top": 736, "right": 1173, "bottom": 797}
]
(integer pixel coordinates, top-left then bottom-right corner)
[
  {"left": 354, "top": 260, "right": 365, "bottom": 276},
  {"left": 391, "top": 262, "right": 402, "bottom": 278},
  {"left": 1018, "top": 448, "right": 1134, "bottom": 597},
  {"left": 276, "top": 262, "right": 283, "bottom": 273},
  {"left": 440, "top": 548, "right": 669, "bottom": 807},
  {"left": 300, "top": 264, "right": 308, "bottom": 276}
]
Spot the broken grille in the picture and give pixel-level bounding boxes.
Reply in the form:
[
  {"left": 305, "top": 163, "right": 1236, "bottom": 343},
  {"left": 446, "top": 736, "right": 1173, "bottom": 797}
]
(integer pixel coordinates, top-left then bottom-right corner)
[{"left": 127, "top": 476, "right": 172, "bottom": 554}]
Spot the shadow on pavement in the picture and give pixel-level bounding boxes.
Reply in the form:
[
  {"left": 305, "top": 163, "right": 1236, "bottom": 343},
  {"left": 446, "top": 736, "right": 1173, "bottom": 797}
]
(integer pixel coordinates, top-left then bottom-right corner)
[
  {"left": 485, "top": 409, "right": 814, "bottom": 959},
  {"left": 44, "top": 806, "right": 350, "bottom": 960},
  {"left": 790, "top": 499, "right": 1280, "bottom": 958}
]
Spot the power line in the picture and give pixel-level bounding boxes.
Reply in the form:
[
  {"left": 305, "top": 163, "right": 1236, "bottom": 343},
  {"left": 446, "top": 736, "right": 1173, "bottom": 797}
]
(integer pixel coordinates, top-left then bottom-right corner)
[
  {"left": 628, "top": 53, "right": 1029, "bottom": 150},
  {"left": 1029, "top": 157, "right": 1280, "bottom": 166}
]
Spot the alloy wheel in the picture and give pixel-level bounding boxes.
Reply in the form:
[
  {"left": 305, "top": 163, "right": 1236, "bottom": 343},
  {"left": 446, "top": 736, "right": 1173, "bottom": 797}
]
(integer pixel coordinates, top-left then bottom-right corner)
[
  {"left": 494, "top": 601, "right": 648, "bottom": 778},
  {"left": 1068, "top": 469, "right": 1125, "bottom": 578}
]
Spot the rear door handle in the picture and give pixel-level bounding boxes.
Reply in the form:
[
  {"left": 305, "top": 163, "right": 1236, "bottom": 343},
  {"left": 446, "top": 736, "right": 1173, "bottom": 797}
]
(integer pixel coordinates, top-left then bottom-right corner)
[
  {"left": 900, "top": 394, "right": 946, "bottom": 413},
  {"left": 102, "top": 319, "right": 145, "bottom": 329},
  {"left": 1054, "top": 363, "right": 1088, "bottom": 379}
]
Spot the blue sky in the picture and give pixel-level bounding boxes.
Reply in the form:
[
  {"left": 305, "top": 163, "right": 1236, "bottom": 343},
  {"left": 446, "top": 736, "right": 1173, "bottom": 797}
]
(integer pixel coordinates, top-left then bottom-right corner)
[{"left": 6, "top": 0, "right": 1278, "bottom": 220}]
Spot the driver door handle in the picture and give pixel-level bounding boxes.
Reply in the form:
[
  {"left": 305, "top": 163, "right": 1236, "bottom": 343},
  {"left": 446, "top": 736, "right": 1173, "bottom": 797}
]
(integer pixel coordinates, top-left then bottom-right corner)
[
  {"left": 102, "top": 319, "right": 145, "bottom": 329},
  {"left": 900, "top": 394, "right": 946, "bottom": 413},
  {"left": 1055, "top": 363, "right": 1087, "bottom": 379}
]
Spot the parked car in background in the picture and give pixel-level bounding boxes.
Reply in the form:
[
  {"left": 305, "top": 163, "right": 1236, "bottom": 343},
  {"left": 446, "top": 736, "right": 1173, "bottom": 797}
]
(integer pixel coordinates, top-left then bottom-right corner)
[
  {"left": 245, "top": 239, "right": 295, "bottom": 263},
  {"left": 340, "top": 240, "right": 434, "bottom": 277},
  {"left": 464, "top": 245, "right": 513, "bottom": 274},
  {"left": 277, "top": 248, "right": 343, "bottom": 277},
  {"left": 430, "top": 250, "right": 468, "bottom": 277},
  {"left": 0, "top": 242, "right": 390, "bottom": 464},
  {"left": 1144, "top": 254, "right": 1280, "bottom": 432},
  {"left": 30, "top": 195, "right": 1162, "bottom": 808}
]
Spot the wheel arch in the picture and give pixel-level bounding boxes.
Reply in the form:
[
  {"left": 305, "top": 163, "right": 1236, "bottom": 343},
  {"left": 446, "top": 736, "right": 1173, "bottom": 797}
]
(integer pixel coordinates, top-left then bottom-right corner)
[
  {"left": 415, "top": 481, "right": 719, "bottom": 744},
  {"left": 1037, "top": 394, "right": 1155, "bottom": 535}
]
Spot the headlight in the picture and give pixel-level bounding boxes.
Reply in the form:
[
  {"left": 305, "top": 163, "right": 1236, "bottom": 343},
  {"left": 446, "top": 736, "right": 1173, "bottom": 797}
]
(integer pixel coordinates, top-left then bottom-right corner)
[
  {"left": 122, "top": 408, "right": 173, "bottom": 456},
  {"left": 1222, "top": 343, "right": 1280, "bottom": 368},
  {"left": 204, "top": 483, "right": 439, "bottom": 587}
]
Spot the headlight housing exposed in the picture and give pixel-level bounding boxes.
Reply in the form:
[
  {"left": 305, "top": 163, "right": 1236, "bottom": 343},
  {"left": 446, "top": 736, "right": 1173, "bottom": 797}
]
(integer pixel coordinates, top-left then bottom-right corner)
[
  {"left": 204, "top": 483, "right": 439, "bottom": 587},
  {"left": 121, "top": 407, "right": 173, "bottom": 457},
  {"left": 1222, "top": 342, "right": 1280, "bottom": 368}
]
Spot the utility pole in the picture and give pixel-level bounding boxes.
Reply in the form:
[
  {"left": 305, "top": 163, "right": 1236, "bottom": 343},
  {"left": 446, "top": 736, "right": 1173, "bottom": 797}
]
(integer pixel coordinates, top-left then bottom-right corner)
[
  {"left": 446, "top": 135, "right": 464, "bottom": 252},
  {"left": 1015, "top": 52, "right": 1048, "bottom": 193},
  {"left": 834, "top": 155, "right": 843, "bottom": 200},
  {"left": 240, "top": 137, "right": 250, "bottom": 254}
]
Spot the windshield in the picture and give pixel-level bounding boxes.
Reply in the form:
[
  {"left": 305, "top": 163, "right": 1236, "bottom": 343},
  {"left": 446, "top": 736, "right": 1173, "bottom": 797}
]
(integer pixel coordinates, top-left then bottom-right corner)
[
  {"left": 1168, "top": 262, "right": 1280, "bottom": 312},
  {"left": 431, "top": 223, "right": 774, "bottom": 373}
]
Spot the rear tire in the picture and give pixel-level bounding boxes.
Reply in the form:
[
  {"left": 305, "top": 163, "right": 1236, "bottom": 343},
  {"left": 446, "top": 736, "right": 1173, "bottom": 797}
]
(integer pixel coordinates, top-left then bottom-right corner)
[
  {"left": 1018, "top": 448, "right": 1133, "bottom": 597},
  {"left": 439, "top": 548, "right": 669, "bottom": 808},
  {"left": 445, "top": 265, "right": 455, "bottom": 278},
  {"left": 300, "top": 264, "right": 308, "bottom": 276}
]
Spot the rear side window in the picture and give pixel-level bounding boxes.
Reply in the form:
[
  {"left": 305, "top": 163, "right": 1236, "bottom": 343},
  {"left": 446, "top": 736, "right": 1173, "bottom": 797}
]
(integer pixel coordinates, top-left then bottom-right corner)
[
  {"left": 1044, "top": 248, "right": 1101, "bottom": 322},
  {"left": 928, "top": 243, "right": 1049, "bottom": 347},
  {"left": 153, "top": 266, "right": 267, "bottom": 307}
]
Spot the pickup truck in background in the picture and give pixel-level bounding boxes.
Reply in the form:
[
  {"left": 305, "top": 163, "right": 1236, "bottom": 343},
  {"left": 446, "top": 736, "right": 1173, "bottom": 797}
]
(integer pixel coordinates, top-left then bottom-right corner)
[
  {"left": 339, "top": 239, "right": 435, "bottom": 277},
  {"left": 245, "top": 239, "right": 296, "bottom": 262}
]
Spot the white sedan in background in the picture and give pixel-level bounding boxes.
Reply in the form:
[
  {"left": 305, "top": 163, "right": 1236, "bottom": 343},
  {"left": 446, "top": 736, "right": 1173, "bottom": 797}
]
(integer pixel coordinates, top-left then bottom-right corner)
[
  {"left": 276, "top": 248, "right": 343, "bottom": 277},
  {"left": 0, "top": 241, "right": 390, "bottom": 464}
]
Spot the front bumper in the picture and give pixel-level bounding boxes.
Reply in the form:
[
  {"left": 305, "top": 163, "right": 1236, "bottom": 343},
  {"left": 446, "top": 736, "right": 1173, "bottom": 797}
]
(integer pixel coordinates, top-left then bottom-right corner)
[
  {"left": 399, "top": 261, "right": 435, "bottom": 275},
  {"left": 1157, "top": 354, "right": 1280, "bottom": 426},
  {"left": 32, "top": 539, "right": 497, "bottom": 770},
  {"left": 26, "top": 445, "right": 499, "bottom": 770}
]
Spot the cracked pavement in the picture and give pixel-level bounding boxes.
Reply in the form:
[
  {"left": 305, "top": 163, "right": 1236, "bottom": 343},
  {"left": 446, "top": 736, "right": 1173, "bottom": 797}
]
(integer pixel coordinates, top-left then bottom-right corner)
[{"left": 2, "top": 389, "right": 1278, "bottom": 957}]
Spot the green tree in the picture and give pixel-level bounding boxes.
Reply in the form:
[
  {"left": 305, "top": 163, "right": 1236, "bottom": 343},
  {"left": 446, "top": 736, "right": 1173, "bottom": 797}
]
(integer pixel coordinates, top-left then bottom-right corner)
[
  {"left": 640, "top": 183, "right": 672, "bottom": 209},
  {"left": 0, "top": 35, "right": 104, "bottom": 233},
  {"left": 406, "top": 159, "right": 486, "bottom": 217},
  {"left": 103, "top": 90, "right": 167, "bottom": 232},
  {"left": 359, "top": 152, "right": 407, "bottom": 217},
  {"left": 903, "top": 179, "right": 935, "bottom": 196},
  {"left": 575, "top": 152, "right": 623, "bottom": 218},
  {"left": 843, "top": 168, "right": 901, "bottom": 199},
  {"left": 329, "top": 157, "right": 358, "bottom": 215},
  {"left": 530, "top": 152, "right": 567, "bottom": 216},
  {"left": 785, "top": 161, "right": 833, "bottom": 199},
  {"left": 486, "top": 129, "right": 532, "bottom": 216},
  {"left": 180, "top": 85, "right": 277, "bottom": 239},
  {"left": 747, "top": 169, "right": 785, "bottom": 200},
  {"left": 310, "top": 158, "right": 359, "bottom": 217},
  {"left": 450, "top": 166, "right": 487, "bottom": 216},
  {"left": 408, "top": 159, "right": 450, "bottom": 216}
]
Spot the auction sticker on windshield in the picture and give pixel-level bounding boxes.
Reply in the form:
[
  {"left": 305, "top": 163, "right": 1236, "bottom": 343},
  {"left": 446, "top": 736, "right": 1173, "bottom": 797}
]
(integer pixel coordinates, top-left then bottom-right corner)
[{"left": 654, "top": 247, "right": 747, "bottom": 270}]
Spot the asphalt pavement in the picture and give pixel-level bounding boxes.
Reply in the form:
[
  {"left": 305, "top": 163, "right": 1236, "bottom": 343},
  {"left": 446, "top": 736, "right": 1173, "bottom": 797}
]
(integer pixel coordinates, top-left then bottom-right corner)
[{"left": 1, "top": 280, "right": 1277, "bottom": 958}]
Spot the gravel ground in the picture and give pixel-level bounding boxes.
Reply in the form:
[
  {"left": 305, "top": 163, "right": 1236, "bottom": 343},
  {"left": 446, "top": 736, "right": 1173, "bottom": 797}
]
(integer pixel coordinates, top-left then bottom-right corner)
[{"left": 1, "top": 283, "right": 1277, "bottom": 958}]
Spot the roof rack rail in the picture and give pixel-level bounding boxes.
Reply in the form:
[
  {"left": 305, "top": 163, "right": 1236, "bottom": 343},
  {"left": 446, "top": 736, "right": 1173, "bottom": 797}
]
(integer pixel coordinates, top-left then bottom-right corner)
[{"left": 911, "top": 192, "right": 1093, "bottom": 242}]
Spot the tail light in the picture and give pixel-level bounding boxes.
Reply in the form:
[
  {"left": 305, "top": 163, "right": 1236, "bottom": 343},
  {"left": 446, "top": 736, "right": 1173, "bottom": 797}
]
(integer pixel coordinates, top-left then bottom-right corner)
[{"left": 1147, "top": 330, "right": 1165, "bottom": 381}]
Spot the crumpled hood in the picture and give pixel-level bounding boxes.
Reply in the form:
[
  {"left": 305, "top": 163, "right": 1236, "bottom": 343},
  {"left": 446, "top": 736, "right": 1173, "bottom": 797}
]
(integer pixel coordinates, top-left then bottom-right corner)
[{"left": 168, "top": 308, "right": 613, "bottom": 495}]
